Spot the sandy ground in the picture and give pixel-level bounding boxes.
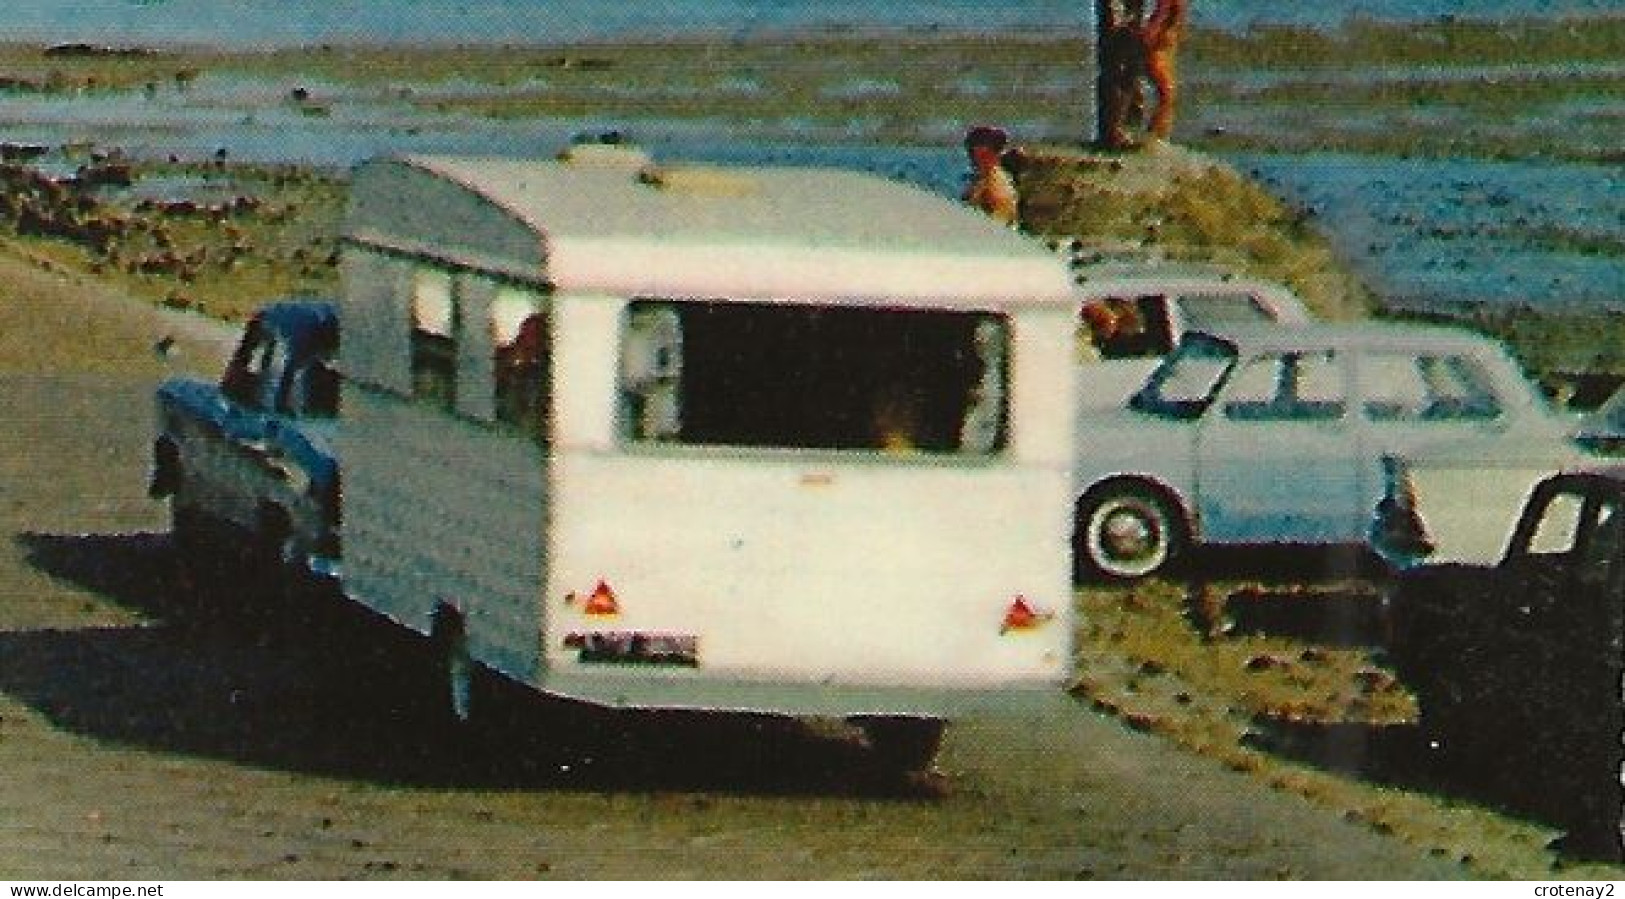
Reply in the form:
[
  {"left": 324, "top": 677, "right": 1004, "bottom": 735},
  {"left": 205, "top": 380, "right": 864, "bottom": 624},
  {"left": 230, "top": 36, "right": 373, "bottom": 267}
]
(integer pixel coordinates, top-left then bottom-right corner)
[{"left": 0, "top": 248, "right": 1469, "bottom": 880}]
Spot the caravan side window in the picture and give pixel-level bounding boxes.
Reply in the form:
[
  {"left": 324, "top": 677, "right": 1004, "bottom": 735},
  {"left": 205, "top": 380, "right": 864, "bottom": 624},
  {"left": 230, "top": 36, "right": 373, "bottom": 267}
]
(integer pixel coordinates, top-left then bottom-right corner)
[
  {"left": 411, "top": 269, "right": 458, "bottom": 412},
  {"left": 491, "top": 288, "right": 550, "bottom": 443}
]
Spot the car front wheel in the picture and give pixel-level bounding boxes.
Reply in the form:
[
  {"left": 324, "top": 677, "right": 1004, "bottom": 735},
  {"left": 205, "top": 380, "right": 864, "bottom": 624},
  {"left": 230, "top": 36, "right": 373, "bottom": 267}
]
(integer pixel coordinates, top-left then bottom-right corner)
[{"left": 1075, "top": 483, "right": 1185, "bottom": 581}]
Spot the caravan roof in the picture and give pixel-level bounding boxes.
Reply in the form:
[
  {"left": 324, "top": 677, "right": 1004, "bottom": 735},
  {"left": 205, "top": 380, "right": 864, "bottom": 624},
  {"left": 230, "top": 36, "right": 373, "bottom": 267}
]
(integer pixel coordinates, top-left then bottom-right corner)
[{"left": 344, "top": 152, "right": 1076, "bottom": 309}]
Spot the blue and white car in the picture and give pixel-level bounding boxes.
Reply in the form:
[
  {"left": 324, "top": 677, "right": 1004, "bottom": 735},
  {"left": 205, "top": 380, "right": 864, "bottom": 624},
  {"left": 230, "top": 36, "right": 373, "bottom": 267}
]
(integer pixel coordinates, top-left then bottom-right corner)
[
  {"left": 150, "top": 300, "right": 340, "bottom": 582},
  {"left": 1072, "top": 322, "right": 1572, "bottom": 579}
]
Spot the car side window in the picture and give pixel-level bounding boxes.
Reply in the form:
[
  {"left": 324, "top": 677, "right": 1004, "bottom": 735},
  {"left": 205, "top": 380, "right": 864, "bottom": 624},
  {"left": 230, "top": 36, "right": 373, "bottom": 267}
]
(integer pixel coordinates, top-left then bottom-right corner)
[
  {"left": 1223, "top": 354, "right": 1278, "bottom": 405},
  {"left": 493, "top": 290, "right": 551, "bottom": 445},
  {"left": 1360, "top": 353, "right": 1429, "bottom": 420},
  {"left": 1222, "top": 351, "right": 1345, "bottom": 421},
  {"left": 220, "top": 318, "right": 268, "bottom": 407},
  {"left": 1418, "top": 356, "right": 1500, "bottom": 420},
  {"left": 1525, "top": 490, "right": 1586, "bottom": 556},
  {"left": 285, "top": 359, "right": 339, "bottom": 418},
  {"left": 258, "top": 336, "right": 291, "bottom": 412},
  {"left": 1579, "top": 496, "right": 1623, "bottom": 591},
  {"left": 1362, "top": 353, "right": 1500, "bottom": 422}
]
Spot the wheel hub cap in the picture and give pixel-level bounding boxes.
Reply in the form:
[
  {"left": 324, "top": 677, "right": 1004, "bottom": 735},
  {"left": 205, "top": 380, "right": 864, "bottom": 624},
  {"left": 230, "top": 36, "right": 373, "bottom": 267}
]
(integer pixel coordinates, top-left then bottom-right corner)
[{"left": 1103, "top": 510, "right": 1156, "bottom": 561}]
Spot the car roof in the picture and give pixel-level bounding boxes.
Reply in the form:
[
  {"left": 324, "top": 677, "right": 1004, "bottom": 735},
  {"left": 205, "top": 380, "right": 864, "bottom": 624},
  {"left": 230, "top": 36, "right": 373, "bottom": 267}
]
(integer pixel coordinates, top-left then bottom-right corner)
[
  {"left": 257, "top": 298, "right": 339, "bottom": 355},
  {"left": 1189, "top": 321, "right": 1506, "bottom": 354},
  {"left": 1547, "top": 465, "right": 1625, "bottom": 488},
  {"left": 1073, "top": 262, "right": 1274, "bottom": 286}
]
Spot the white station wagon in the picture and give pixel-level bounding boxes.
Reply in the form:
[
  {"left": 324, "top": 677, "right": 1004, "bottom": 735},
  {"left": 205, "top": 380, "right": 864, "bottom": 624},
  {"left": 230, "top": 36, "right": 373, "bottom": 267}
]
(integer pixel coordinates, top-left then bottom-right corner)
[{"left": 1072, "top": 322, "right": 1570, "bottom": 579}]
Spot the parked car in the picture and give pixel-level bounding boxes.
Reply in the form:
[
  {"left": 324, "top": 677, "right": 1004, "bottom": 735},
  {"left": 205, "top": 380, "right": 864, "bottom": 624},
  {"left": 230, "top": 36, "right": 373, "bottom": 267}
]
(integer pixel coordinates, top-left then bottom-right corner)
[
  {"left": 1072, "top": 322, "right": 1571, "bottom": 580},
  {"left": 1071, "top": 265, "right": 1313, "bottom": 410},
  {"left": 150, "top": 299, "right": 340, "bottom": 583},
  {"left": 1384, "top": 466, "right": 1625, "bottom": 858}
]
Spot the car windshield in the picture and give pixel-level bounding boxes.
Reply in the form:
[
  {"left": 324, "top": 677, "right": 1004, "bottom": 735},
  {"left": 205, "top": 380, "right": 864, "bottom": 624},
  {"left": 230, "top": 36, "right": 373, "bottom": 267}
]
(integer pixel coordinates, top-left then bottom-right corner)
[
  {"left": 1130, "top": 332, "right": 1237, "bottom": 419},
  {"left": 1175, "top": 292, "right": 1275, "bottom": 331}
]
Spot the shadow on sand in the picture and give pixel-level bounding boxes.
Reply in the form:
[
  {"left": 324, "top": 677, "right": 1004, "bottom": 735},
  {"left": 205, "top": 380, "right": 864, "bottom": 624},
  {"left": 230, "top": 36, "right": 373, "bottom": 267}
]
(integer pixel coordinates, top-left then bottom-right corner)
[
  {"left": 1247, "top": 710, "right": 1621, "bottom": 863},
  {"left": 7, "top": 531, "right": 933, "bottom": 798},
  {"left": 1166, "top": 546, "right": 1619, "bottom": 863},
  {"left": 1176, "top": 544, "right": 1390, "bottom": 648}
]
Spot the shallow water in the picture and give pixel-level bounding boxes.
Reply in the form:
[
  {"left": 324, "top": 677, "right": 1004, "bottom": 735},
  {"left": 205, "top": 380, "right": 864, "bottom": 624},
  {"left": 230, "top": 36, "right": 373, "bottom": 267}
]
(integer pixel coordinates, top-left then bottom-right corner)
[
  {"left": 0, "top": 70, "right": 1619, "bottom": 312},
  {"left": 5, "top": 0, "right": 1618, "bottom": 48},
  {"left": 1235, "top": 153, "right": 1625, "bottom": 311}
]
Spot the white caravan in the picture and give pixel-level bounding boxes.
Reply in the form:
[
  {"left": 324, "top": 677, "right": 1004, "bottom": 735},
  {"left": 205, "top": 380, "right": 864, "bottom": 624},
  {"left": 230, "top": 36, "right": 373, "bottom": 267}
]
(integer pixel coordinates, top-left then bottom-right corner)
[{"left": 336, "top": 147, "right": 1079, "bottom": 768}]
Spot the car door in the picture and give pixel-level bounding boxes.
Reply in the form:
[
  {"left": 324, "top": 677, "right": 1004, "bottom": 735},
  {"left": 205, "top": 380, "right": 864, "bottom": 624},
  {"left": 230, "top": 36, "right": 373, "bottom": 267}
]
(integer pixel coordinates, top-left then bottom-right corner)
[
  {"left": 1497, "top": 480, "right": 1624, "bottom": 693},
  {"left": 1194, "top": 347, "right": 1368, "bottom": 543},
  {"left": 1576, "top": 486, "right": 1625, "bottom": 614}
]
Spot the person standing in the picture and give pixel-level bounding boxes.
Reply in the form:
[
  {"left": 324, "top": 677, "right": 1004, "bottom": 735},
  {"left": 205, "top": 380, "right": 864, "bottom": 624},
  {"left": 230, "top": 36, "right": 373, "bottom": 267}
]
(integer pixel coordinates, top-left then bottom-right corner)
[
  {"left": 1095, "top": 0, "right": 1146, "bottom": 150},
  {"left": 962, "top": 125, "right": 1020, "bottom": 227},
  {"left": 1139, "top": 0, "right": 1188, "bottom": 141}
]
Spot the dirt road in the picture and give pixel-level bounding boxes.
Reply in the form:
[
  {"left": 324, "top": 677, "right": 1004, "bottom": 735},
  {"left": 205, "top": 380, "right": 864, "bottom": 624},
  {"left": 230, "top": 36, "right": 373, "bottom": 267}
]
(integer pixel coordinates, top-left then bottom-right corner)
[{"left": 0, "top": 249, "right": 1465, "bottom": 879}]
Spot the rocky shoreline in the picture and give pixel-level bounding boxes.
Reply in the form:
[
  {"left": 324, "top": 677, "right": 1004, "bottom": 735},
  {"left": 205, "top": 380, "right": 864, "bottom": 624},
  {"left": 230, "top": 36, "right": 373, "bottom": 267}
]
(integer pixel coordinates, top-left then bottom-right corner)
[{"left": 0, "top": 144, "right": 341, "bottom": 321}]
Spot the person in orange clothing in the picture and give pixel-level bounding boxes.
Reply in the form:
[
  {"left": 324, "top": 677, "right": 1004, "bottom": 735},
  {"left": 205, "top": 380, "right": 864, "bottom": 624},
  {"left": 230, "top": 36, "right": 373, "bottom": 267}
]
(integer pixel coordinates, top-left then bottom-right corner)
[
  {"left": 1139, "top": 0, "right": 1188, "bottom": 141},
  {"left": 961, "top": 125, "right": 1020, "bottom": 227}
]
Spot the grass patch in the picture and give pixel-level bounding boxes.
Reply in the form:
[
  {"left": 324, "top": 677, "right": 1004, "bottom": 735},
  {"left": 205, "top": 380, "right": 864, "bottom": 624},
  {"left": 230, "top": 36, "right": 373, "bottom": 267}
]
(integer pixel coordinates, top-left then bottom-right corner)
[{"left": 1014, "top": 147, "right": 1375, "bottom": 321}]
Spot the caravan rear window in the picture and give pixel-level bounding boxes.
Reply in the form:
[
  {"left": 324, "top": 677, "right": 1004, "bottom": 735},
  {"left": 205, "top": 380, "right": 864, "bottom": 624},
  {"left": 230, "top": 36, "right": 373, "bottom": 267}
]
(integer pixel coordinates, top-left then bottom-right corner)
[{"left": 620, "top": 300, "right": 1009, "bottom": 455}]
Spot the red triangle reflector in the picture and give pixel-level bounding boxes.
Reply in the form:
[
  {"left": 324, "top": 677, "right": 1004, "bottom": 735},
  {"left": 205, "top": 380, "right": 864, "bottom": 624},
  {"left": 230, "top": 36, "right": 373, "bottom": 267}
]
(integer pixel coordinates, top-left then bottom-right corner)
[
  {"left": 584, "top": 580, "right": 619, "bottom": 616},
  {"left": 1002, "top": 595, "right": 1040, "bottom": 633}
]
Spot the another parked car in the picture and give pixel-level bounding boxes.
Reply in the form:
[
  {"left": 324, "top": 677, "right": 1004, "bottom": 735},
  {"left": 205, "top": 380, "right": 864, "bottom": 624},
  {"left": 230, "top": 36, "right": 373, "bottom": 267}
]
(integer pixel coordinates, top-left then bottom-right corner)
[
  {"left": 1071, "top": 265, "right": 1313, "bottom": 410},
  {"left": 150, "top": 299, "right": 340, "bottom": 582},
  {"left": 1384, "top": 467, "right": 1625, "bottom": 859},
  {"left": 1369, "top": 389, "right": 1618, "bottom": 569},
  {"left": 1072, "top": 322, "right": 1570, "bottom": 580}
]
